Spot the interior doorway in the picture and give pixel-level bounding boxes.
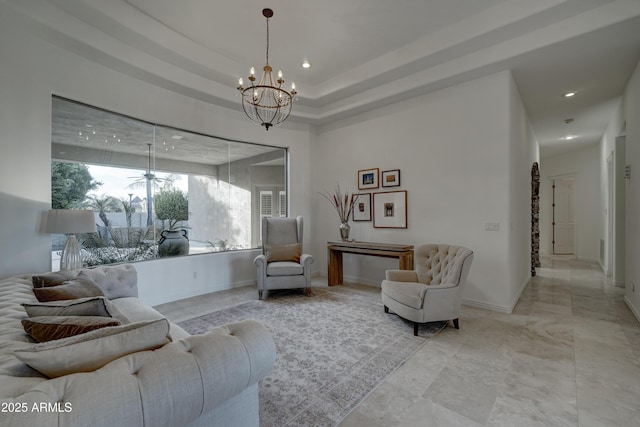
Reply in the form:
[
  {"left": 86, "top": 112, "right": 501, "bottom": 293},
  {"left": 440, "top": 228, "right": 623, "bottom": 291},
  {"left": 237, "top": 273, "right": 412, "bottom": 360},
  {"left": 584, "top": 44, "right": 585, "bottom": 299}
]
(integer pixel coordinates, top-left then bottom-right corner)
[{"left": 552, "top": 177, "right": 575, "bottom": 255}]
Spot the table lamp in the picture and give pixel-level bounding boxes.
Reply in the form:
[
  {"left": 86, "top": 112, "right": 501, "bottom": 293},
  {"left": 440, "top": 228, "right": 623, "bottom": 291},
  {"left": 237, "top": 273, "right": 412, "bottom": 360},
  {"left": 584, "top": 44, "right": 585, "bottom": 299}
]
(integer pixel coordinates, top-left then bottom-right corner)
[{"left": 45, "top": 209, "right": 97, "bottom": 270}]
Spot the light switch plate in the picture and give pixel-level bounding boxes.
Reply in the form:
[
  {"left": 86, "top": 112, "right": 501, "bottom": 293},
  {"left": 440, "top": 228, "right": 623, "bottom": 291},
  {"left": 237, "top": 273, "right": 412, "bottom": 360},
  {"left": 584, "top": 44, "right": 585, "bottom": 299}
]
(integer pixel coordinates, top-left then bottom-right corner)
[{"left": 485, "top": 223, "right": 500, "bottom": 231}]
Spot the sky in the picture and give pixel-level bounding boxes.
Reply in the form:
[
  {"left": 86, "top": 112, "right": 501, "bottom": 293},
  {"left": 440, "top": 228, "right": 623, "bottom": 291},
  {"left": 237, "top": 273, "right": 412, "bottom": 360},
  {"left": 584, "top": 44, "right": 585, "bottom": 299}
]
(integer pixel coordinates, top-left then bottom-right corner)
[{"left": 86, "top": 164, "right": 188, "bottom": 202}]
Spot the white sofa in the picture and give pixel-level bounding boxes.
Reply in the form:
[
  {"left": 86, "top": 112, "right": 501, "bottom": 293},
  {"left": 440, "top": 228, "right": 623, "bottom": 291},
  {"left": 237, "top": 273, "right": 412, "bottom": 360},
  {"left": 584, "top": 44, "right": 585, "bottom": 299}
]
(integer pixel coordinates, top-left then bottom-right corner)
[{"left": 0, "top": 264, "right": 276, "bottom": 427}]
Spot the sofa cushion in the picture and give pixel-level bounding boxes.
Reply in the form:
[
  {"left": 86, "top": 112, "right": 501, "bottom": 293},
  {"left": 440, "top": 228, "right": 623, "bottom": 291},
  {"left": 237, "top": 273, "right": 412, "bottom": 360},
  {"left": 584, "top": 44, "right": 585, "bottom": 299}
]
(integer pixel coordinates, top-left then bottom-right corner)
[
  {"left": 32, "top": 270, "right": 78, "bottom": 288},
  {"left": 109, "top": 297, "right": 165, "bottom": 322},
  {"left": 266, "top": 261, "right": 304, "bottom": 276},
  {"left": 22, "top": 296, "right": 117, "bottom": 318},
  {"left": 14, "top": 318, "right": 171, "bottom": 378},
  {"left": 76, "top": 264, "right": 138, "bottom": 299},
  {"left": 111, "top": 297, "right": 187, "bottom": 340},
  {"left": 265, "top": 243, "right": 301, "bottom": 263},
  {"left": 32, "top": 277, "right": 104, "bottom": 302},
  {"left": 22, "top": 315, "right": 121, "bottom": 342}
]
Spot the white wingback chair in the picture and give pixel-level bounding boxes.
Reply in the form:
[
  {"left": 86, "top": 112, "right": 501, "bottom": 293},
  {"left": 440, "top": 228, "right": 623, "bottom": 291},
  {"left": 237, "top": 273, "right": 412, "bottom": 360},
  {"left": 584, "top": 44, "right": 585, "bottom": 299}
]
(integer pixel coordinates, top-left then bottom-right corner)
[
  {"left": 254, "top": 216, "right": 314, "bottom": 299},
  {"left": 381, "top": 244, "right": 474, "bottom": 335}
]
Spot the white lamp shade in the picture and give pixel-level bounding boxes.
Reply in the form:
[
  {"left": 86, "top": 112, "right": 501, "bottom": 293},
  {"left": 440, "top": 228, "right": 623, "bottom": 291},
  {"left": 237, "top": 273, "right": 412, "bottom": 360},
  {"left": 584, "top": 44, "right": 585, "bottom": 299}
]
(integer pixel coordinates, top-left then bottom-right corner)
[{"left": 45, "top": 210, "right": 97, "bottom": 234}]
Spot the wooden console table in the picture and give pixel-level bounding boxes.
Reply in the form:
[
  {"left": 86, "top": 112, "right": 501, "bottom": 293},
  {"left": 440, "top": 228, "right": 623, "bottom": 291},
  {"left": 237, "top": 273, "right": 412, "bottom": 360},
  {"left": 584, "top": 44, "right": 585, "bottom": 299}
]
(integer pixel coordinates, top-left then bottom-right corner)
[{"left": 327, "top": 241, "right": 414, "bottom": 286}]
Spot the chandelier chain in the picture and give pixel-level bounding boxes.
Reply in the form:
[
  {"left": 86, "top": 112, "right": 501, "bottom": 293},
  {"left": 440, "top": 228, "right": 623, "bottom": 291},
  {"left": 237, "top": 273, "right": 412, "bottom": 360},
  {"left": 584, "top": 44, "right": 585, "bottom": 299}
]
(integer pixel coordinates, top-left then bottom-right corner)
[{"left": 265, "top": 16, "right": 270, "bottom": 66}]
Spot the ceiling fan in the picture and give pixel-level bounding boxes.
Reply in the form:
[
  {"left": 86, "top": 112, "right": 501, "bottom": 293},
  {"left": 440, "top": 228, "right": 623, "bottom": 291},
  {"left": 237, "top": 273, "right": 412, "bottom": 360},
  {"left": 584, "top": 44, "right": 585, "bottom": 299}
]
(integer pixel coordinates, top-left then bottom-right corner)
[{"left": 126, "top": 140, "right": 171, "bottom": 226}]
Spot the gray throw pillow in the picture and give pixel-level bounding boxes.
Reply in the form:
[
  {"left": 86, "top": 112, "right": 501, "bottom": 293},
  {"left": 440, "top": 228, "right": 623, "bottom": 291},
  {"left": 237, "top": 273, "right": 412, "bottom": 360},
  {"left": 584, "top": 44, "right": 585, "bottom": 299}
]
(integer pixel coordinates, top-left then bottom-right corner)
[
  {"left": 33, "top": 277, "right": 104, "bottom": 302},
  {"left": 32, "top": 270, "right": 78, "bottom": 288},
  {"left": 23, "top": 296, "right": 118, "bottom": 318}
]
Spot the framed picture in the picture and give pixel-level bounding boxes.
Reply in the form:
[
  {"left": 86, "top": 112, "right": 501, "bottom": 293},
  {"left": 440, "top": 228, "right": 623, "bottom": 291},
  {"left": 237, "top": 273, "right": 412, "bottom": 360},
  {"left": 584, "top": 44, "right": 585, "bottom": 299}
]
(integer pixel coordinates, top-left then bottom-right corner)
[
  {"left": 358, "top": 168, "right": 379, "bottom": 190},
  {"left": 353, "top": 193, "right": 371, "bottom": 221},
  {"left": 381, "top": 169, "right": 401, "bottom": 187},
  {"left": 373, "top": 190, "right": 407, "bottom": 228}
]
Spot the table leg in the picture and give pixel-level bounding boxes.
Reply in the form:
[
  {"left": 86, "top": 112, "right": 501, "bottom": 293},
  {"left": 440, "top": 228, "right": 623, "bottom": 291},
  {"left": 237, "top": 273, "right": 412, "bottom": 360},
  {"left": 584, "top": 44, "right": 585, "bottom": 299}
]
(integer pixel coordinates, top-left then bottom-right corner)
[
  {"left": 399, "top": 252, "right": 414, "bottom": 270},
  {"left": 328, "top": 248, "right": 343, "bottom": 286}
]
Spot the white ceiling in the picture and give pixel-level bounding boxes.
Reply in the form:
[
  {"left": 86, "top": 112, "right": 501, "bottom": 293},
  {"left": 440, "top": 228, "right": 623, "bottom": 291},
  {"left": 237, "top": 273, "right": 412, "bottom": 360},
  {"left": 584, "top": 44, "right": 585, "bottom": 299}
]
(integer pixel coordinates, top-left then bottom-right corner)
[{"left": 7, "top": 0, "right": 640, "bottom": 158}]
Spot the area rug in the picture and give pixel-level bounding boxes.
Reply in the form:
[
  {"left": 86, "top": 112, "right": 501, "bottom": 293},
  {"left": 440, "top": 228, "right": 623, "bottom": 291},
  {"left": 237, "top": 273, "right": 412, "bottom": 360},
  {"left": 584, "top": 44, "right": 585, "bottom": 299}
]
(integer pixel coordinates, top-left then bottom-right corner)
[{"left": 178, "top": 286, "right": 446, "bottom": 427}]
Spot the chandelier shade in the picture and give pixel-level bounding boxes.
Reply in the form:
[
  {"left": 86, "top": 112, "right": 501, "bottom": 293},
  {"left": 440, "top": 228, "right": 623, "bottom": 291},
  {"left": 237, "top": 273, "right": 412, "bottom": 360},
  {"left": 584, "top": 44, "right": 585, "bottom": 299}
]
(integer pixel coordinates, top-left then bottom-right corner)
[{"left": 237, "top": 9, "right": 296, "bottom": 130}]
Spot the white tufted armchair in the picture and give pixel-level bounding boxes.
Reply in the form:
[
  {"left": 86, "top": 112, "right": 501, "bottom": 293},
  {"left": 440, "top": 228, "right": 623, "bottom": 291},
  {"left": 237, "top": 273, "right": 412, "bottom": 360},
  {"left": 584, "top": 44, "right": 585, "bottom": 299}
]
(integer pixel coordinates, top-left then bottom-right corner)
[{"left": 381, "top": 244, "right": 474, "bottom": 335}]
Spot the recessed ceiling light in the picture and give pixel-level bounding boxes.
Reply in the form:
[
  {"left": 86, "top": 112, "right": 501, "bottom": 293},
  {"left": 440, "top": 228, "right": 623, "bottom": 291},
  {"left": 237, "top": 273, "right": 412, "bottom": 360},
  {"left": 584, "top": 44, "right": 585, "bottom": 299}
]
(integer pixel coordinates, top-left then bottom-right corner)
[
  {"left": 563, "top": 135, "right": 576, "bottom": 140},
  {"left": 301, "top": 60, "right": 311, "bottom": 69},
  {"left": 564, "top": 92, "right": 577, "bottom": 98},
  {"left": 171, "top": 135, "right": 183, "bottom": 140}
]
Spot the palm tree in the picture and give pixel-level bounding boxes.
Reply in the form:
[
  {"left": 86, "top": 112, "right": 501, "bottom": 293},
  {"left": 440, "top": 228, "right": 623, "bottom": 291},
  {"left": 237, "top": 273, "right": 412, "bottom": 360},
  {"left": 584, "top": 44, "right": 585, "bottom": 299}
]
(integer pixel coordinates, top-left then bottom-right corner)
[
  {"left": 121, "top": 198, "right": 134, "bottom": 227},
  {"left": 84, "top": 194, "right": 121, "bottom": 227}
]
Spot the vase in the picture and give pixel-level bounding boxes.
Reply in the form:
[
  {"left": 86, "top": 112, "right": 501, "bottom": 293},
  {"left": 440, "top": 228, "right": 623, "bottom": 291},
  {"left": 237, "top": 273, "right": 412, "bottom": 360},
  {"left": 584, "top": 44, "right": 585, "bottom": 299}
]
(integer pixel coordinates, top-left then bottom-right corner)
[
  {"left": 158, "top": 229, "right": 189, "bottom": 257},
  {"left": 339, "top": 222, "right": 350, "bottom": 241}
]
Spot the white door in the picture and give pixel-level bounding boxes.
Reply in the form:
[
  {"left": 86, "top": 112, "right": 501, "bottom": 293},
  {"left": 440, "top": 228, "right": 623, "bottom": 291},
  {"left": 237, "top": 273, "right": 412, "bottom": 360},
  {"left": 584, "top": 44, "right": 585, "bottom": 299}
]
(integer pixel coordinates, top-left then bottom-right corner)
[{"left": 553, "top": 178, "right": 575, "bottom": 255}]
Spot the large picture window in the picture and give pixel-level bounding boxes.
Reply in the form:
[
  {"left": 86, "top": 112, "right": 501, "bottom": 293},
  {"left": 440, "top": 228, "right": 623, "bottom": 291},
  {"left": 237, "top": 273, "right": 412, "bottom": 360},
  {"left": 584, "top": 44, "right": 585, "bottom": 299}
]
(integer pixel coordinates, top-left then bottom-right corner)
[{"left": 51, "top": 96, "right": 287, "bottom": 267}]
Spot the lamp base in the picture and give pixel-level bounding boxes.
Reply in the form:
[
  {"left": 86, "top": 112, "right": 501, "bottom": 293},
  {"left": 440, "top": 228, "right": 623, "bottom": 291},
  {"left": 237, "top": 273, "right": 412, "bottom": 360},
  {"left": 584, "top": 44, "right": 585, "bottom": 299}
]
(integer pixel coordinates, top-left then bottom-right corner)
[{"left": 60, "top": 234, "right": 83, "bottom": 271}]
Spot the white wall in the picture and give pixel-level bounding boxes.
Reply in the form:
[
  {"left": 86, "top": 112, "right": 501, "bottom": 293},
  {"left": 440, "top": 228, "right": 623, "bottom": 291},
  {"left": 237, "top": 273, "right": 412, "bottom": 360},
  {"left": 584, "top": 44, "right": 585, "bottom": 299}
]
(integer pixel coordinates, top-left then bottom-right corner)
[
  {"left": 539, "top": 146, "right": 602, "bottom": 262},
  {"left": 312, "top": 71, "right": 536, "bottom": 312},
  {"left": 622, "top": 59, "right": 640, "bottom": 320},
  {"left": 0, "top": 4, "right": 540, "bottom": 313},
  {"left": 0, "top": 6, "right": 313, "bottom": 305},
  {"left": 508, "top": 74, "right": 540, "bottom": 307},
  {"left": 134, "top": 249, "right": 261, "bottom": 306},
  {"left": 598, "top": 100, "right": 625, "bottom": 279}
]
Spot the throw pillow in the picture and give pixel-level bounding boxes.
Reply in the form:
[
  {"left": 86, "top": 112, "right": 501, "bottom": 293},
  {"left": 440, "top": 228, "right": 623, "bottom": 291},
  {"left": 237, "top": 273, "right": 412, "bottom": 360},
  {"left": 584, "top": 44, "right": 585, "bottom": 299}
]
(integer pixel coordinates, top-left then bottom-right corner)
[
  {"left": 32, "top": 270, "right": 78, "bottom": 288},
  {"left": 14, "top": 318, "right": 171, "bottom": 378},
  {"left": 33, "top": 277, "right": 104, "bottom": 302},
  {"left": 265, "top": 243, "right": 302, "bottom": 262},
  {"left": 22, "top": 315, "right": 121, "bottom": 342},
  {"left": 22, "top": 296, "right": 117, "bottom": 318}
]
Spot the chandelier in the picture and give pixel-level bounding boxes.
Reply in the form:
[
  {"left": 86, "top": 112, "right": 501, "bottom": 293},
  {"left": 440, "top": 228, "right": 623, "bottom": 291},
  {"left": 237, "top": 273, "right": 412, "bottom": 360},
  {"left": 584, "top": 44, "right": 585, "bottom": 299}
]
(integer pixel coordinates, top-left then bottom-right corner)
[{"left": 237, "top": 8, "right": 296, "bottom": 131}]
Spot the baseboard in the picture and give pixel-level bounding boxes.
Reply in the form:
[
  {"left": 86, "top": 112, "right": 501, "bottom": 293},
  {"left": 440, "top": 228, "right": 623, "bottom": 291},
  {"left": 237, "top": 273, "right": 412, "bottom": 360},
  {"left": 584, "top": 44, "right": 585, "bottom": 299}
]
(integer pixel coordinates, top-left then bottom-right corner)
[
  {"left": 624, "top": 295, "right": 640, "bottom": 323},
  {"left": 510, "top": 276, "right": 531, "bottom": 312},
  {"left": 312, "top": 271, "right": 381, "bottom": 287},
  {"left": 576, "top": 256, "right": 600, "bottom": 263},
  {"left": 316, "top": 272, "right": 519, "bottom": 312},
  {"left": 462, "top": 275, "right": 530, "bottom": 314},
  {"left": 461, "top": 298, "right": 513, "bottom": 314},
  {"left": 343, "top": 275, "right": 381, "bottom": 288}
]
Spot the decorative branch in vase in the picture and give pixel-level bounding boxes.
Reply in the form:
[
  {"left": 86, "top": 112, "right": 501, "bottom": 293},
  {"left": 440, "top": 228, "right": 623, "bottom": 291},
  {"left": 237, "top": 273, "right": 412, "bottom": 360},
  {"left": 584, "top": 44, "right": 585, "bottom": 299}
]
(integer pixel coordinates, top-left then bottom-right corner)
[{"left": 321, "top": 185, "right": 360, "bottom": 241}]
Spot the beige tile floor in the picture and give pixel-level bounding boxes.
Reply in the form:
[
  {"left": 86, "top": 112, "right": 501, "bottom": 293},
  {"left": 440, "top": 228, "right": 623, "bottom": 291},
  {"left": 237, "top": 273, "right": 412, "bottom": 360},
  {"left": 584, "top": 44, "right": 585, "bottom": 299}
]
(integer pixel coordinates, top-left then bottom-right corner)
[{"left": 155, "top": 256, "right": 640, "bottom": 427}]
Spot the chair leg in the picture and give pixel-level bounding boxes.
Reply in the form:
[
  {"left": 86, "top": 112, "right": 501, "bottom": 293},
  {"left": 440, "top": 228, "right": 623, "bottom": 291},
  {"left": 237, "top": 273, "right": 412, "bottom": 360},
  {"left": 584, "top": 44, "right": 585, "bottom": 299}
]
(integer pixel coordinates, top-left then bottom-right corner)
[
  {"left": 258, "top": 290, "right": 263, "bottom": 300},
  {"left": 453, "top": 318, "right": 459, "bottom": 329},
  {"left": 414, "top": 322, "right": 419, "bottom": 336},
  {"left": 384, "top": 305, "right": 389, "bottom": 313}
]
